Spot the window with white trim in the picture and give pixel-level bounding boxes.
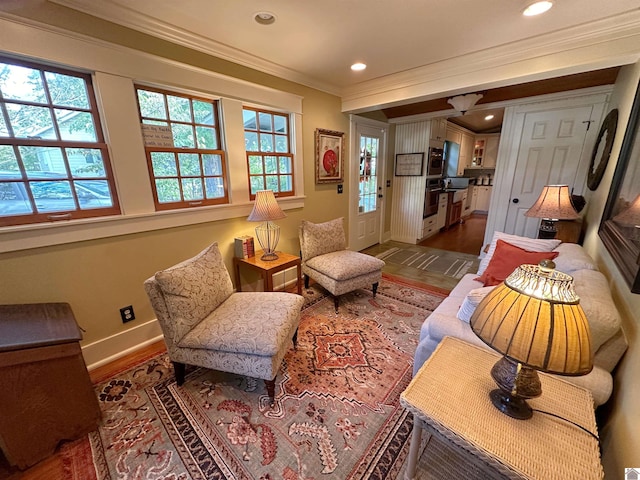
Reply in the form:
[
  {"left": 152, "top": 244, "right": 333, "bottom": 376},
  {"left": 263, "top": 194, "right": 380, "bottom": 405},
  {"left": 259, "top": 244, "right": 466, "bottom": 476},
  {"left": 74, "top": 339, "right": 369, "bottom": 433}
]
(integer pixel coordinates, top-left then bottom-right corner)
[
  {"left": 0, "top": 56, "right": 120, "bottom": 227},
  {"left": 243, "top": 107, "right": 294, "bottom": 199},
  {"left": 135, "top": 85, "right": 228, "bottom": 210}
]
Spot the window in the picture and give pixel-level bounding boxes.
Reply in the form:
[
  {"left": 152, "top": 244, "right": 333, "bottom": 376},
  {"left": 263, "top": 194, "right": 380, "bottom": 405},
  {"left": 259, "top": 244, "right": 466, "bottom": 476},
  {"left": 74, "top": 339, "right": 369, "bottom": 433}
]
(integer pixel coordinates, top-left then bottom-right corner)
[
  {"left": 0, "top": 57, "right": 120, "bottom": 227},
  {"left": 359, "top": 135, "right": 379, "bottom": 213},
  {"left": 136, "top": 86, "right": 228, "bottom": 210},
  {"left": 243, "top": 107, "right": 294, "bottom": 198}
]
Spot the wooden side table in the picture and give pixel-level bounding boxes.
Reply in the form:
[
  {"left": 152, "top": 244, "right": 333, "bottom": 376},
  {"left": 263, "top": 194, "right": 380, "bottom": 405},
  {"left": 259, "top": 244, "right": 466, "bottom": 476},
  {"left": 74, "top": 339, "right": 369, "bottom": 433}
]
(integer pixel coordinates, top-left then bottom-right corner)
[
  {"left": 233, "top": 250, "right": 302, "bottom": 295},
  {"left": 0, "top": 303, "right": 101, "bottom": 469},
  {"left": 401, "top": 337, "right": 603, "bottom": 480}
]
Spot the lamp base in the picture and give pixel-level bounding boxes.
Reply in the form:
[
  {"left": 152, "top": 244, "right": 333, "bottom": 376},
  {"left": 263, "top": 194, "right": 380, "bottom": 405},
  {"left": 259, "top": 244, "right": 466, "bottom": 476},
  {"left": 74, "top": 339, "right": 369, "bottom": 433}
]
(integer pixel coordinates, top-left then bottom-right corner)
[
  {"left": 538, "top": 219, "right": 558, "bottom": 239},
  {"left": 255, "top": 222, "right": 281, "bottom": 262},
  {"left": 489, "top": 356, "right": 542, "bottom": 420},
  {"left": 260, "top": 251, "right": 279, "bottom": 261}
]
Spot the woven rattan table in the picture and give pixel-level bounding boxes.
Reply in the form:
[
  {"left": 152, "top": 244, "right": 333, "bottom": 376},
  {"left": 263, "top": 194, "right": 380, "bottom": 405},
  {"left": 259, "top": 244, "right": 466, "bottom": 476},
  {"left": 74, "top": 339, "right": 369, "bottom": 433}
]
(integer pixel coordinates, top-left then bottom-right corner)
[{"left": 400, "top": 337, "right": 603, "bottom": 479}]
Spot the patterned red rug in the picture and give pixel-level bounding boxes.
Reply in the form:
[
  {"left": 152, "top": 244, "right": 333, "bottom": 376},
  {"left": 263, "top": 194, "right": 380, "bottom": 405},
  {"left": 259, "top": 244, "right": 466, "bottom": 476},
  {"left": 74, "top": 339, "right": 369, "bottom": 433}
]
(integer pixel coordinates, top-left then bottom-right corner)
[{"left": 71, "top": 276, "right": 445, "bottom": 479}]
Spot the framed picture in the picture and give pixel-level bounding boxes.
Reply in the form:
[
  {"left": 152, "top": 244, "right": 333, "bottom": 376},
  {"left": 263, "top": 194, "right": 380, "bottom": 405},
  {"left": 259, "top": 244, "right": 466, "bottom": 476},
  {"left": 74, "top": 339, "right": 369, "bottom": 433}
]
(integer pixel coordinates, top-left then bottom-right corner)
[
  {"left": 315, "top": 128, "right": 344, "bottom": 184},
  {"left": 598, "top": 79, "right": 640, "bottom": 293},
  {"left": 395, "top": 153, "right": 424, "bottom": 176}
]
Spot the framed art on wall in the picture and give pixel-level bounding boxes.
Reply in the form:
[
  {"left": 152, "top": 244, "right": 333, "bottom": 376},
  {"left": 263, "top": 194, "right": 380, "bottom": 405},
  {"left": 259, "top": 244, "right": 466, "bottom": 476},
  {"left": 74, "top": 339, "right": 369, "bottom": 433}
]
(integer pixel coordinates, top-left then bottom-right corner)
[
  {"left": 599, "top": 80, "right": 640, "bottom": 294},
  {"left": 395, "top": 153, "right": 424, "bottom": 176},
  {"left": 315, "top": 129, "right": 344, "bottom": 184}
]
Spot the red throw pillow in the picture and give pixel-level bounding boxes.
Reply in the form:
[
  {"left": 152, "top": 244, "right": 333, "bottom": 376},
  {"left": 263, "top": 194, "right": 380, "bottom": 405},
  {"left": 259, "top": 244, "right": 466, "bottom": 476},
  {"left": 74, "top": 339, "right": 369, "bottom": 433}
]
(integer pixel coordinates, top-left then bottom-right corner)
[{"left": 475, "top": 239, "right": 559, "bottom": 286}]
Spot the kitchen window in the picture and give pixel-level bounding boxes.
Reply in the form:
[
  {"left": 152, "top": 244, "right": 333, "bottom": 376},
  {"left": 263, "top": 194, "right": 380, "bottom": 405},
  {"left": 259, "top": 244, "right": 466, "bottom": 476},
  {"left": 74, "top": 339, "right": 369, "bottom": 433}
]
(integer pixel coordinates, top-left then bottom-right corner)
[
  {"left": 136, "top": 85, "right": 228, "bottom": 210},
  {"left": 0, "top": 57, "right": 120, "bottom": 227},
  {"left": 243, "top": 107, "right": 294, "bottom": 199}
]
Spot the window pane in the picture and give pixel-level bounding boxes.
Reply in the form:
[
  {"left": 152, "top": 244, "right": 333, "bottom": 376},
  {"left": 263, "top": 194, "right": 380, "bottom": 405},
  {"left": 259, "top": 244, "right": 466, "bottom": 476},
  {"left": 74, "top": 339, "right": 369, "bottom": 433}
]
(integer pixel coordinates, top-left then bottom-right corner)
[
  {"left": 0, "top": 181, "right": 32, "bottom": 215},
  {"left": 260, "top": 133, "right": 273, "bottom": 152},
  {"left": 205, "top": 177, "right": 224, "bottom": 199},
  {"left": 202, "top": 154, "right": 222, "bottom": 175},
  {"left": 67, "top": 148, "right": 105, "bottom": 177},
  {"left": 181, "top": 177, "right": 203, "bottom": 200},
  {"left": 278, "top": 156, "right": 292, "bottom": 174},
  {"left": 244, "top": 131, "right": 258, "bottom": 151},
  {"left": 0, "top": 146, "right": 20, "bottom": 173},
  {"left": 45, "top": 72, "right": 89, "bottom": 108},
  {"left": 7, "top": 104, "right": 56, "bottom": 139},
  {"left": 193, "top": 100, "right": 214, "bottom": 125},
  {"left": 0, "top": 64, "right": 46, "bottom": 103},
  {"left": 55, "top": 109, "right": 97, "bottom": 142},
  {"left": 75, "top": 180, "right": 113, "bottom": 209},
  {"left": 167, "top": 95, "right": 192, "bottom": 123},
  {"left": 155, "top": 178, "right": 180, "bottom": 203},
  {"left": 18, "top": 146, "right": 65, "bottom": 177},
  {"left": 243, "top": 109, "right": 257, "bottom": 130},
  {"left": 0, "top": 112, "right": 8, "bottom": 137},
  {"left": 264, "top": 156, "right": 277, "bottom": 174},
  {"left": 258, "top": 112, "right": 272, "bottom": 132},
  {"left": 31, "top": 180, "right": 75, "bottom": 213},
  {"left": 178, "top": 153, "right": 201, "bottom": 176},
  {"left": 196, "top": 126, "right": 217, "bottom": 149},
  {"left": 248, "top": 155, "right": 263, "bottom": 174},
  {"left": 171, "top": 123, "right": 194, "bottom": 148},
  {"left": 275, "top": 135, "right": 288, "bottom": 153},
  {"left": 137, "top": 89, "right": 167, "bottom": 120},
  {"left": 265, "top": 175, "right": 278, "bottom": 191},
  {"left": 274, "top": 115, "right": 287, "bottom": 134},
  {"left": 250, "top": 176, "right": 264, "bottom": 195},
  {"left": 279, "top": 175, "right": 292, "bottom": 192},
  {"left": 151, "top": 152, "right": 177, "bottom": 177}
]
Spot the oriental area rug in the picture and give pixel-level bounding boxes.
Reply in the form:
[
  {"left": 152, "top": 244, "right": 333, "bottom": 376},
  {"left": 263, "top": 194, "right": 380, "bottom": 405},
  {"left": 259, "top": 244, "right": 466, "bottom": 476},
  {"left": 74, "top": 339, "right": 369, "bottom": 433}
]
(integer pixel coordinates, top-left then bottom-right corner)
[{"left": 51, "top": 276, "right": 446, "bottom": 480}]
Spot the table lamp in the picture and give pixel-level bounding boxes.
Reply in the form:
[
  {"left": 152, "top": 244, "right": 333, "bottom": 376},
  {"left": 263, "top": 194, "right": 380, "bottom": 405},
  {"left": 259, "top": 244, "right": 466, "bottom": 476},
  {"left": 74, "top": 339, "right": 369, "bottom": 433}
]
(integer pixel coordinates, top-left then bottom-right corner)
[
  {"left": 247, "top": 190, "right": 286, "bottom": 261},
  {"left": 524, "top": 185, "right": 579, "bottom": 239},
  {"left": 469, "top": 260, "right": 592, "bottom": 419}
]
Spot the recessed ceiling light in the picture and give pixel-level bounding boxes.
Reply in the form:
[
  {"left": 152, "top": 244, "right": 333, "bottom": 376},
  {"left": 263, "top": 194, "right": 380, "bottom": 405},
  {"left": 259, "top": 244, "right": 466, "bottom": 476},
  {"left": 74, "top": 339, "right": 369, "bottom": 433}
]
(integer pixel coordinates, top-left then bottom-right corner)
[
  {"left": 351, "top": 63, "right": 367, "bottom": 71},
  {"left": 254, "top": 12, "right": 276, "bottom": 25},
  {"left": 523, "top": 1, "right": 553, "bottom": 16},
  {"left": 485, "top": 114, "right": 495, "bottom": 121}
]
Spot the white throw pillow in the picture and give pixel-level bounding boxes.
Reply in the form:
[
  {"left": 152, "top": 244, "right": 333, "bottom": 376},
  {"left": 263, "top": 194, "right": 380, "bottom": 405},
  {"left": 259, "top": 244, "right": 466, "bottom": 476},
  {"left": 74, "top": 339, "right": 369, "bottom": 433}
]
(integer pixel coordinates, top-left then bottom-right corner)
[
  {"left": 457, "top": 285, "right": 497, "bottom": 323},
  {"left": 477, "top": 232, "right": 561, "bottom": 276},
  {"left": 552, "top": 243, "right": 597, "bottom": 274}
]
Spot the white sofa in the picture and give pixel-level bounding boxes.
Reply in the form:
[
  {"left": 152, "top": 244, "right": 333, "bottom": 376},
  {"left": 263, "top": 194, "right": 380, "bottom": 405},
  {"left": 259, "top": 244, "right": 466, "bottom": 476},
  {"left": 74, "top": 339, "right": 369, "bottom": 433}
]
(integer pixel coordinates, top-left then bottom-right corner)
[{"left": 413, "top": 234, "right": 628, "bottom": 407}]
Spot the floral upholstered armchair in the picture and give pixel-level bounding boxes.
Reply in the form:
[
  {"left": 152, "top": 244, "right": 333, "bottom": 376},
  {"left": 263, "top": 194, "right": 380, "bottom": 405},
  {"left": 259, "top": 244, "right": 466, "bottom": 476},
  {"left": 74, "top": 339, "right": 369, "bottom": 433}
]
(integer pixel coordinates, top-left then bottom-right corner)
[
  {"left": 299, "top": 217, "right": 385, "bottom": 312},
  {"left": 144, "top": 242, "right": 304, "bottom": 404}
]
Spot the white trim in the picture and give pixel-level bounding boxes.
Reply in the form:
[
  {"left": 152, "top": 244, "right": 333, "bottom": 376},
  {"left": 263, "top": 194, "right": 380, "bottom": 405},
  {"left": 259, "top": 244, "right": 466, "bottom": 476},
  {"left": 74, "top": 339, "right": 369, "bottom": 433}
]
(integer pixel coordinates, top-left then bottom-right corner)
[{"left": 82, "top": 318, "right": 164, "bottom": 371}]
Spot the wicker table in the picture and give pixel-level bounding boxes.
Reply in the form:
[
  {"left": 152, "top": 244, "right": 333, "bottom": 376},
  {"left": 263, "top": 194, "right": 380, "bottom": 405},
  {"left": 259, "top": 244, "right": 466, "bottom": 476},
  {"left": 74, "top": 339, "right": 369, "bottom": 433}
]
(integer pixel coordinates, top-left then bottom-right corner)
[{"left": 400, "top": 337, "right": 603, "bottom": 479}]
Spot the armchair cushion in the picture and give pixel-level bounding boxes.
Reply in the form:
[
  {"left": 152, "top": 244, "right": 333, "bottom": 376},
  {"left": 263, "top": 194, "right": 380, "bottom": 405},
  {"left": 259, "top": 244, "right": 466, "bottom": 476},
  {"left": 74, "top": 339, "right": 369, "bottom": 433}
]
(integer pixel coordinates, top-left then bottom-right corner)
[
  {"left": 154, "top": 242, "right": 233, "bottom": 344},
  {"left": 306, "top": 250, "right": 385, "bottom": 281},
  {"left": 300, "top": 217, "right": 346, "bottom": 260}
]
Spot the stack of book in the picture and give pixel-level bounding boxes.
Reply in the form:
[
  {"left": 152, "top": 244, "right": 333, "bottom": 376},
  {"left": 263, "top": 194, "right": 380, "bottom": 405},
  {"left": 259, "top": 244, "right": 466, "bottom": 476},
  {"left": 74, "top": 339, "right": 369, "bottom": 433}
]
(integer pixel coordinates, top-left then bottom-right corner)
[{"left": 234, "top": 236, "right": 255, "bottom": 259}]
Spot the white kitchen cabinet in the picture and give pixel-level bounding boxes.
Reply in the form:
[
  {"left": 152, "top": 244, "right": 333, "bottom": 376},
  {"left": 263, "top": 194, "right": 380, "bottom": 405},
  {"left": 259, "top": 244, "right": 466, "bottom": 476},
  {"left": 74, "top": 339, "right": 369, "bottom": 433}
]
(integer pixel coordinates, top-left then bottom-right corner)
[
  {"left": 459, "top": 132, "right": 474, "bottom": 174},
  {"left": 422, "top": 215, "right": 438, "bottom": 239},
  {"left": 430, "top": 117, "right": 447, "bottom": 142},
  {"left": 445, "top": 126, "right": 461, "bottom": 144},
  {"left": 474, "top": 186, "right": 492, "bottom": 212},
  {"left": 436, "top": 192, "right": 448, "bottom": 229},
  {"left": 470, "top": 186, "right": 479, "bottom": 212},
  {"left": 472, "top": 134, "right": 500, "bottom": 168}
]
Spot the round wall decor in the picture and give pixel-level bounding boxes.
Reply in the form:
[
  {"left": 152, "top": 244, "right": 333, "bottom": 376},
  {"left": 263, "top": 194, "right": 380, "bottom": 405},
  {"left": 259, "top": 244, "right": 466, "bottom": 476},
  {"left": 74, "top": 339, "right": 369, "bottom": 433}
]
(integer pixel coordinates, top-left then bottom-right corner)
[{"left": 587, "top": 109, "right": 618, "bottom": 190}]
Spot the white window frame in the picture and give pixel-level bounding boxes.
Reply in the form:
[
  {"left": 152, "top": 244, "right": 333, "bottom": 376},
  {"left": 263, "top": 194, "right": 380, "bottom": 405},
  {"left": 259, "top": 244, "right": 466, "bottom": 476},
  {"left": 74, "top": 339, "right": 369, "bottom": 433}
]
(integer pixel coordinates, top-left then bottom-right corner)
[{"left": 0, "top": 15, "right": 304, "bottom": 253}]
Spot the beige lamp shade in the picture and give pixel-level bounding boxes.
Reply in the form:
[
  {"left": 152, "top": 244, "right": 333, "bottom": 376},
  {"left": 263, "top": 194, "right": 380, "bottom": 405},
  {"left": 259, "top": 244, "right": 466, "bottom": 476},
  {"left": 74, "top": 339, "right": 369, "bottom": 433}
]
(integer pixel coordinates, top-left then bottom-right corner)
[
  {"left": 470, "top": 262, "right": 593, "bottom": 375},
  {"left": 524, "top": 185, "right": 579, "bottom": 220},
  {"left": 247, "top": 190, "right": 286, "bottom": 222},
  {"left": 613, "top": 194, "right": 640, "bottom": 227}
]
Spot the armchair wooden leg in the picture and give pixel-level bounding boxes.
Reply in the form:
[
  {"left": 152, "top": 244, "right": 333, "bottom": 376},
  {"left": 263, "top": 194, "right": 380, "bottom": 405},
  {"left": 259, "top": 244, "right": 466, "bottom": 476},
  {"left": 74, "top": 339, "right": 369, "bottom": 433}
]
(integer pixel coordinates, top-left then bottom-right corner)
[
  {"left": 265, "top": 378, "right": 276, "bottom": 406},
  {"left": 292, "top": 328, "right": 299, "bottom": 347},
  {"left": 304, "top": 274, "right": 310, "bottom": 289},
  {"left": 372, "top": 282, "right": 379, "bottom": 297},
  {"left": 173, "top": 362, "right": 186, "bottom": 386},
  {"left": 334, "top": 296, "right": 339, "bottom": 313}
]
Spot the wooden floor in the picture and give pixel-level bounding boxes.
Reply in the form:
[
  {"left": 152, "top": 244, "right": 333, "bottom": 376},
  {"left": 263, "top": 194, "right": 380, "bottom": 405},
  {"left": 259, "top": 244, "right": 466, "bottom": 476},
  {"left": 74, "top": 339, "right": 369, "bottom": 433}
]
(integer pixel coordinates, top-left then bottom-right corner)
[
  {"left": 419, "top": 213, "right": 487, "bottom": 255},
  {"left": 2, "top": 215, "right": 488, "bottom": 480}
]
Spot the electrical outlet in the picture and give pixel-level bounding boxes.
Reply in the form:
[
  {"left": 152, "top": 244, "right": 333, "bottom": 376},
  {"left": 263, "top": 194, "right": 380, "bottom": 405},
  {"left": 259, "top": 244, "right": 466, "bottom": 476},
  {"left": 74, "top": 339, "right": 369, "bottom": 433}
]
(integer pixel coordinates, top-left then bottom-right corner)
[{"left": 120, "top": 305, "right": 135, "bottom": 323}]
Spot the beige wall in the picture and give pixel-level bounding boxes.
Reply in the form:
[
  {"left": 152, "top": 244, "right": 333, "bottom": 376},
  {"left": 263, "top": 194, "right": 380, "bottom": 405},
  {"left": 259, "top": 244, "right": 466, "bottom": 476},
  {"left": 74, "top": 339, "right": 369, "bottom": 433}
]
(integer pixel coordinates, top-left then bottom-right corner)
[
  {"left": 0, "top": 5, "right": 350, "bottom": 348},
  {"left": 582, "top": 61, "right": 640, "bottom": 476}
]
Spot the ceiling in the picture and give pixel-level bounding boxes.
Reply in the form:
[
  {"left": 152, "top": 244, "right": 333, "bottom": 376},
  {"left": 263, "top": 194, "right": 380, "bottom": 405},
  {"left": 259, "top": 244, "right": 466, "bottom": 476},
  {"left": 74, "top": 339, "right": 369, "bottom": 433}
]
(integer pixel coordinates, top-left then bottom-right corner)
[{"left": 39, "top": 0, "right": 640, "bottom": 124}]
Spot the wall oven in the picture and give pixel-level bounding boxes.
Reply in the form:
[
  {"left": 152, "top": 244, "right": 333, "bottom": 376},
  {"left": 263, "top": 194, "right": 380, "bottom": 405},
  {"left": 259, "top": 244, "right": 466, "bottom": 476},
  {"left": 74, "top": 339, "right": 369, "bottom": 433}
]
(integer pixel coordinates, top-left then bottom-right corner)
[
  {"left": 427, "top": 146, "right": 444, "bottom": 176},
  {"left": 424, "top": 178, "right": 442, "bottom": 218}
]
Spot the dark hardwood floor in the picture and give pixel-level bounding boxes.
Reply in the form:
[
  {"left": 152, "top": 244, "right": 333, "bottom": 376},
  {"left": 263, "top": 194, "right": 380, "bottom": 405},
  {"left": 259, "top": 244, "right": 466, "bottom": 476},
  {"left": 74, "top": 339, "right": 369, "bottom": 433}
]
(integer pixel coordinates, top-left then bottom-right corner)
[{"left": 419, "top": 213, "right": 487, "bottom": 255}]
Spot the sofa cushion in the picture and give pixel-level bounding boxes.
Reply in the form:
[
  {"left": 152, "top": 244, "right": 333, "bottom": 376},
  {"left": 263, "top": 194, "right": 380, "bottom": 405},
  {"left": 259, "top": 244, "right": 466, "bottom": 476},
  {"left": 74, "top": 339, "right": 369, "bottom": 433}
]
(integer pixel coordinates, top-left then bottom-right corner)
[
  {"left": 475, "top": 240, "right": 559, "bottom": 286},
  {"left": 478, "top": 231, "right": 561, "bottom": 276},
  {"left": 301, "top": 218, "right": 346, "bottom": 260},
  {"left": 572, "top": 269, "right": 623, "bottom": 353},
  {"left": 457, "top": 286, "right": 496, "bottom": 323},
  {"left": 552, "top": 243, "right": 598, "bottom": 274},
  {"left": 306, "top": 250, "right": 385, "bottom": 281},
  {"left": 155, "top": 242, "right": 233, "bottom": 343}
]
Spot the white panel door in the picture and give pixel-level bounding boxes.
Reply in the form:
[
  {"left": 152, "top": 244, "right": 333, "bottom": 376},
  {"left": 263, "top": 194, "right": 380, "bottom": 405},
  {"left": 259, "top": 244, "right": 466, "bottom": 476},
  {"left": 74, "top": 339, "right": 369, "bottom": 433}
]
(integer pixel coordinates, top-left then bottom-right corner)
[
  {"left": 350, "top": 118, "right": 387, "bottom": 251},
  {"left": 504, "top": 105, "right": 594, "bottom": 238}
]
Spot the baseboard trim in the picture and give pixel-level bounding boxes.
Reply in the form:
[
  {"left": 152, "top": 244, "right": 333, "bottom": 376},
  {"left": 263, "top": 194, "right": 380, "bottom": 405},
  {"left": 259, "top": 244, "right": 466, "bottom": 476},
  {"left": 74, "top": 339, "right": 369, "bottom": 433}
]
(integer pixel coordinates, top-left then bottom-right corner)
[{"left": 82, "top": 318, "right": 164, "bottom": 371}]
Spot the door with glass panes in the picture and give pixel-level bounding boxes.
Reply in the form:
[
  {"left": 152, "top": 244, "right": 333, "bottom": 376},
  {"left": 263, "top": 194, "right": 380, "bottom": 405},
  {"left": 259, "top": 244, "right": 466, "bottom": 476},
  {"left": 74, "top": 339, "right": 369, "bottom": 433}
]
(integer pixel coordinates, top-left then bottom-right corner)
[{"left": 350, "top": 119, "right": 386, "bottom": 251}]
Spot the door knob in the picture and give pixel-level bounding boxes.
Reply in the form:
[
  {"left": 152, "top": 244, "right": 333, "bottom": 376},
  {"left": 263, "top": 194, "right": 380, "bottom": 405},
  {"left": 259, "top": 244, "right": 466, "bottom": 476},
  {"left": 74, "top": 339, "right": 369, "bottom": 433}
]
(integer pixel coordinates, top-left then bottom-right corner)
[{"left": 512, "top": 198, "right": 519, "bottom": 204}]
